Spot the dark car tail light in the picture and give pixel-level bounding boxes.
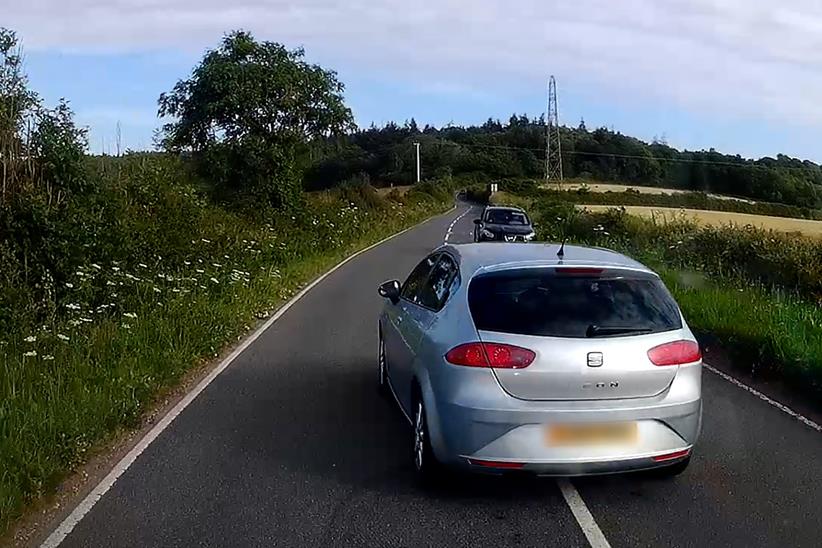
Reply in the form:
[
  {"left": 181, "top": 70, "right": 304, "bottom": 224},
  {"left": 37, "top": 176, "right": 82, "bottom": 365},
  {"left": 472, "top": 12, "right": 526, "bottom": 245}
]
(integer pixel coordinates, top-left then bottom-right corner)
[
  {"left": 647, "top": 340, "right": 701, "bottom": 366},
  {"left": 445, "top": 342, "right": 535, "bottom": 369}
]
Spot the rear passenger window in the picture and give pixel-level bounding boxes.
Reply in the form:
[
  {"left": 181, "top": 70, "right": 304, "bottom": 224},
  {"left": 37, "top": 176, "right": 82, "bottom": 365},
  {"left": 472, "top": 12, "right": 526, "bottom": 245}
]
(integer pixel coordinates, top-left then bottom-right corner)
[
  {"left": 417, "top": 255, "right": 459, "bottom": 311},
  {"left": 401, "top": 254, "right": 438, "bottom": 304},
  {"left": 468, "top": 269, "right": 681, "bottom": 337}
]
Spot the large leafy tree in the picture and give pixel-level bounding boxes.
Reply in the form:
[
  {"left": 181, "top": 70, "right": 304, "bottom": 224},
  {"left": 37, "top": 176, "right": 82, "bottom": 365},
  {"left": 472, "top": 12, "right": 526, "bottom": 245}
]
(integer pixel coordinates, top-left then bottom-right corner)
[{"left": 158, "top": 31, "right": 354, "bottom": 208}]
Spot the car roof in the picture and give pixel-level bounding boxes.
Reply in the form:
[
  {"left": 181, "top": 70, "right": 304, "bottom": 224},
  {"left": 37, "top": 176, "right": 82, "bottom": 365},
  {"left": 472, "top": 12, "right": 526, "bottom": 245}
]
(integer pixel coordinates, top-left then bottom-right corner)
[{"left": 442, "top": 242, "right": 654, "bottom": 277}]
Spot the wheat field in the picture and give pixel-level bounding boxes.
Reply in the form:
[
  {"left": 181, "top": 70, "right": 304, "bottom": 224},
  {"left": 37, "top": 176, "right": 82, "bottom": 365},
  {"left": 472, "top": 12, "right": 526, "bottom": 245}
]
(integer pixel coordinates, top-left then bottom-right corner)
[{"left": 578, "top": 205, "right": 822, "bottom": 238}]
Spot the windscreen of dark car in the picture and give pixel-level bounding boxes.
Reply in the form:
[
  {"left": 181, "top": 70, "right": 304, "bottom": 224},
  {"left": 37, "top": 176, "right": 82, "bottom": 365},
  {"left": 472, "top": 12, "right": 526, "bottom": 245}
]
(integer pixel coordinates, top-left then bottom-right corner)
[
  {"left": 485, "top": 210, "right": 528, "bottom": 225},
  {"left": 468, "top": 268, "right": 681, "bottom": 338}
]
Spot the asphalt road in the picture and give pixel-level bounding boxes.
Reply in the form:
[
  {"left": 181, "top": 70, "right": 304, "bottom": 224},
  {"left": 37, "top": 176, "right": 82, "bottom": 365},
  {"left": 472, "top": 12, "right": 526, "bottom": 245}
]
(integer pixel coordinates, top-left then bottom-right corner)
[{"left": 53, "top": 204, "right": 822, "bottom": 548}]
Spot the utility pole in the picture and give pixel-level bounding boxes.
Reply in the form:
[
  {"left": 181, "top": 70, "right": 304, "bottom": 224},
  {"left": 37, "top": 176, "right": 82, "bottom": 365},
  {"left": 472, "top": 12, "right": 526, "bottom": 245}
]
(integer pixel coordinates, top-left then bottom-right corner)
[
  {"left": 413, "top": 142, "right": 421, "bottom": 183},
  {"left": 545, "top": 75, "right": 563, "bottom": 183}
]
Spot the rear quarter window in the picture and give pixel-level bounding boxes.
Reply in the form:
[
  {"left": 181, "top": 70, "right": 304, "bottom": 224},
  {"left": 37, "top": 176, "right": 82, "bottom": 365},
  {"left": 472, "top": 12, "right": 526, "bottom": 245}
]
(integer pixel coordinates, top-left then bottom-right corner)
[{"left": 468, "top": 268, "right": 682, "bottom": 338}]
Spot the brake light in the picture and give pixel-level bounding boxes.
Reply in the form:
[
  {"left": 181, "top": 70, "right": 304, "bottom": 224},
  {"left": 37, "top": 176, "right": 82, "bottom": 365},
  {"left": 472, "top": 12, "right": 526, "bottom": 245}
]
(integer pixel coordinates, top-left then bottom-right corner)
[
  {"left": 445, "top": 342, "right": 535, "bottom": 369},
  {"left": 555, "top": 267, "right": 604, "bottom": 276},
  {"left": 647, "top": 340, "right": 701, "bottom": 366}
]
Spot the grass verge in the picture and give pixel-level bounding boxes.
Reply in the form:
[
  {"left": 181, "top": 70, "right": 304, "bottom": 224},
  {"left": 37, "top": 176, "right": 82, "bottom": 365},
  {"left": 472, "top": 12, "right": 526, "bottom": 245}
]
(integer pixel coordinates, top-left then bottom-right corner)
[{"left": 0, "top": 187, "right": 450, "bottom": 537}]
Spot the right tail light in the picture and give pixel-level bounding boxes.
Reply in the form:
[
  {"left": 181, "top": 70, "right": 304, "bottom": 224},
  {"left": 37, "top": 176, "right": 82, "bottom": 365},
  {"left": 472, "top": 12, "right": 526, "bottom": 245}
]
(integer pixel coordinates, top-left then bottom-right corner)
[{"left": 647, "top": 340, "right": 702, "bottom": 366}]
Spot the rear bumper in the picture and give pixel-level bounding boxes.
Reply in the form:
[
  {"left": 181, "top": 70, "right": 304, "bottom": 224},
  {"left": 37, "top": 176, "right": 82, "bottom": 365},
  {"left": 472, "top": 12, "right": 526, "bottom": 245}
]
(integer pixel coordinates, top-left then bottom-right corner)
[
  {"left": 424, "top": 365, "right": 702, "bottom": 476},
  {"left": 436, "top": 399, "right": 700, "bottom": 475},
  {"left": 466, "top": 449, "right": 691, "bottom": 476}
]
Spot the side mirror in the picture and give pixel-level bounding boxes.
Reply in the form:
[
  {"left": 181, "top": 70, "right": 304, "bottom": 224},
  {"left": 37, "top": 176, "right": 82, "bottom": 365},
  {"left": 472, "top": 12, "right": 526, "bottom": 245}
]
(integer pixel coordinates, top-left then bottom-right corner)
[
  {"left": 473, "top": 219, "right": 482, "bottom": 226},
  {"left": 378, "top": 280, "right": 401, "bottom": 304}
]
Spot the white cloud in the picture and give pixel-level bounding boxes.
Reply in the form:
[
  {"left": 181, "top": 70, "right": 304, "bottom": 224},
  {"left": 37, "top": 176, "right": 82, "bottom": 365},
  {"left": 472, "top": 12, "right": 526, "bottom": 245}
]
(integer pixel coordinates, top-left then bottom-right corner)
[{"left": 7, "top": 0, "right": 822, "bottom": 127}]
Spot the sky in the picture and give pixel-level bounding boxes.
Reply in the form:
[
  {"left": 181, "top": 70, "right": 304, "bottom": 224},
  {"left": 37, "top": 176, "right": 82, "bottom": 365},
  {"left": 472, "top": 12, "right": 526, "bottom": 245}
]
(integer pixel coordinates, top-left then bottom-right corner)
[{"left": 6, "top": 0, "right": 822, "bottom": 161}]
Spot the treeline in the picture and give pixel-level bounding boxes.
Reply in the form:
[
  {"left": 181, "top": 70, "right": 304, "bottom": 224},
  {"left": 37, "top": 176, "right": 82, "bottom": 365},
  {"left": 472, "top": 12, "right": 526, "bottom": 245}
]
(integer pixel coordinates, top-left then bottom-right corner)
[{"left": 304, "top": 115, "right": 822, "bottom": 209}]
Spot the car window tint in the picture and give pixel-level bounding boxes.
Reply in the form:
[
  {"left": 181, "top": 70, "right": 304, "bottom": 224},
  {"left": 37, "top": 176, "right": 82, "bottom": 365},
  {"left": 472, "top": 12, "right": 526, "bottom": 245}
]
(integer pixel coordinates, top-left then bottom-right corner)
[
  {"left": 417, "top": 255, "right": 459, "bottom": 310},
  {"left": 401, "top": 254, "right": 438, "bottom": 303},
  {"left": 468, "top": 269, "right": 681, "bottom": 337},
  {"left": 485, "top": 210, "right": 528, "bottom": 225}
]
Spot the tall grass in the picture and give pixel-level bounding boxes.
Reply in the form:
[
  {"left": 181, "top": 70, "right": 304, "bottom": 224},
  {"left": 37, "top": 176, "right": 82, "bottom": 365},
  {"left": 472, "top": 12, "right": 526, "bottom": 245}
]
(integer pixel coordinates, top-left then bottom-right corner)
[{"left": 0, "top": 156, "right": 451, "bottom": 535}]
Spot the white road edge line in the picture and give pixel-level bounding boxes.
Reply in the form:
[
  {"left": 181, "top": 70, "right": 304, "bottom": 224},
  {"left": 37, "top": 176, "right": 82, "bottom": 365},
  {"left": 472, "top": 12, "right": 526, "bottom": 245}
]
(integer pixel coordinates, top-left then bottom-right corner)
[
  {"left": 40, "top": 204, "right": 459, "bottom": 548},
  {"left": 704, "top": 363, "right": 822, "bottom": 433},
  {"left": 444, "top": 206, "right": 472, "bottom": 242},
  {"left": 558, "top": 479, "right": 611, "bottom": 548}
]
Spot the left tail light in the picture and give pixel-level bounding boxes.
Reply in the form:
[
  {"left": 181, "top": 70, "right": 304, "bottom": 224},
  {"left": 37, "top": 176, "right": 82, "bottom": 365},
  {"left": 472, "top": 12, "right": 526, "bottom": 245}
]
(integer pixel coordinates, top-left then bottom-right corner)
[{"left": 445, "top": 342, "right": 535, "bottom": 369}]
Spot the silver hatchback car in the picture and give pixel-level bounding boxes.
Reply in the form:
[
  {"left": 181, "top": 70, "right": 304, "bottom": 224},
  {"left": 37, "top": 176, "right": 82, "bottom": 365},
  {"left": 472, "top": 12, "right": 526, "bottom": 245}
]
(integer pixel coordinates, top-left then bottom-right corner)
[{"left": 377, "top": 243, "right": 702, "bottom": 480}]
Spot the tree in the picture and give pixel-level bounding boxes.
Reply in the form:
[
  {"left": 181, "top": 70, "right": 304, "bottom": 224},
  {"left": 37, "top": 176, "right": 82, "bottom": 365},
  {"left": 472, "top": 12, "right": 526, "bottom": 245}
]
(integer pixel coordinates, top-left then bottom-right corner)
[{"left": 158, "top": 30, "right": 354, "bottom": 209}]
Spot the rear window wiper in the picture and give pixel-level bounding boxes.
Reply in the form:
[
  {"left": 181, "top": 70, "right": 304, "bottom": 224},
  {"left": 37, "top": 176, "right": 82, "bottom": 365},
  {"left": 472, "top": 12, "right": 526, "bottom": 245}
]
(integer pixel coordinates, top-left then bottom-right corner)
[{"left": 586, "top": 325, "right": 653, "bottom": 338}]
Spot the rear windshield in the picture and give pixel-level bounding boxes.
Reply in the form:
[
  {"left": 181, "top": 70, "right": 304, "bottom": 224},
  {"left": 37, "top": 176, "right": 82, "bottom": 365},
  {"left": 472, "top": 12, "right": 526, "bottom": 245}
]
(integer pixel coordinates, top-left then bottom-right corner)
[
  {"left": 486, "top": 210, "right": 528, "bottom": 225},
  {"left": 468, "top": 269, "right": 682, "bottom": 338}
]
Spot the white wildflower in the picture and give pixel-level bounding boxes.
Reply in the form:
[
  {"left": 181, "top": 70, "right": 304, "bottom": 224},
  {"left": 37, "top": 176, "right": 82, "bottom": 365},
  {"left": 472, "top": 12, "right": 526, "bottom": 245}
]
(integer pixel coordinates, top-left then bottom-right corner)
[
  {"left": 69, "top": 320, "right": 82, "bottom": 327},
  {"left": 43, "top": 355, "right": 55, "bottom": 361},
  {"left": 57, "top": 334, "right": 70, "bottom": 341},
  {"left": 23, "top": 350, "right": 37, "bottom": 357},
  {"left": 201, "top": 238, "right": 211, "bottom": 243},
  {"left": 65, "top": 282, "right": 74, "bottom": 289},
  {"left": 91, "top": 263, "right": 102, "bottom": 270},
  {"left": 184, "top": 261, "right": 191, "bottom": 266},
  {"left": 210, "top": 277, "right": 219, "bottom": 284},
  {"left": 80, "top": 317, "right": 93, "bottom": 323},
  {"left": 138, "top": 263, "right": 148, "bottom": 268},
  {"left": 24, "top": 335, "right": 37, "bottom": 343},
  {"left": 212, "top": 263, "right": 222, "bottom": 268},
  {"left": 107, "top": 280, "right": 116, "bottom": 286},
  {"left": 66, "top": 303, "right": 81, "bottom": 310},
  {"left": 122, "top": 323, "right": 132, "bottom": 329},
  {"left": 112, "top": 266, "right": 121, "bottom": 272},
  {"left": 196, "top": 269, "right": 205, "bottom": 274},
  {"left": 123, "top": 312, "right": 137, "bottom": 319},
  {"left": 153, "top": 287, "right": 162, "bottom": 293}
]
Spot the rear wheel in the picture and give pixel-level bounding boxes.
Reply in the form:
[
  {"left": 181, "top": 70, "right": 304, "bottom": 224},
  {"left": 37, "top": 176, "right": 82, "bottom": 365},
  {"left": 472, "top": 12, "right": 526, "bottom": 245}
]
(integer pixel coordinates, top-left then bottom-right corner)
[{"left": 412, "top": 397, "right": 440, "bottom": 482}]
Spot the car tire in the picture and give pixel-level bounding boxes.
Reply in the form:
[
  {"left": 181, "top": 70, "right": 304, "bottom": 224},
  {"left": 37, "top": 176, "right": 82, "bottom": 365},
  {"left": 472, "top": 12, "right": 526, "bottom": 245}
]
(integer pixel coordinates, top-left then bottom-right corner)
[
  {"left": 378, "top": 332, "right": 389, "bottom": 398},
  {"left": 412, "top": 396, "right": 440, "bottom": 483},
  {"left": 651, "top": 455, "right": 691, "bottom": 478}
]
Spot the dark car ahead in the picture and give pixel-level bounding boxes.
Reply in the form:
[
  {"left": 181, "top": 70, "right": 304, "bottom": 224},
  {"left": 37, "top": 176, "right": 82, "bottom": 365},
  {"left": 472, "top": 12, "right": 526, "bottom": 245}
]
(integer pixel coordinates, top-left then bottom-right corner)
[{"left": 473, "top": 206, "right": 535, "bottom": 242}]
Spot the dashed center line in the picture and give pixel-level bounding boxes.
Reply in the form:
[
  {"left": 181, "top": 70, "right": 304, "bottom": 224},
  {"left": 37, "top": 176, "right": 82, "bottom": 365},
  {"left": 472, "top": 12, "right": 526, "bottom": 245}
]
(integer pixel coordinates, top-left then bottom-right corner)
[
  {"left": 558, "top": 479, "right": 612, "bottom": 548},
  {"left": 444, "top": 206, "right": 473, "bottom": 243}
]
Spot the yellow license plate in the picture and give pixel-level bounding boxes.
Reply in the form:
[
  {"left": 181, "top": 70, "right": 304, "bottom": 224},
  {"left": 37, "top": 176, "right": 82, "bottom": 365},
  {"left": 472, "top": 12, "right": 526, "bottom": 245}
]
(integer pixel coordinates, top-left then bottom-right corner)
[{"left": 546, "top": 422, "right": 637, "bottom": 446}]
